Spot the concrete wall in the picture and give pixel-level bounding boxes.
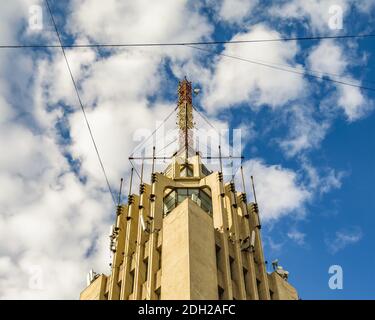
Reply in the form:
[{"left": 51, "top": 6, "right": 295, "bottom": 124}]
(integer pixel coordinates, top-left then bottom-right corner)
[{"left": 161, "top": 198, "right": 218, "bottom": 299}]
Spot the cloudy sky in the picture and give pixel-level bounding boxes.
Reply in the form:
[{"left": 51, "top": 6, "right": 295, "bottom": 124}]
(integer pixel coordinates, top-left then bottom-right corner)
[{"left": 0, "top": 0, "right": 374, "bottom": 299}]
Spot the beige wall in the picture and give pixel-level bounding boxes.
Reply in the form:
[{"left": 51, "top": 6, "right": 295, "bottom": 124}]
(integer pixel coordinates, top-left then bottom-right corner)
[
  {"left": 161, "top": 198, "right": 218, "bottom": 299},
  {"left": 268, "top": 272, "right": 299, "bottom": 300}
]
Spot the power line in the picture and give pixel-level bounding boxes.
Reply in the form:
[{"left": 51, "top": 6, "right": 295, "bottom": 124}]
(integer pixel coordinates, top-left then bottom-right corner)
[
  {"left": 188, "top": 45, "right": 375, "bottom": 93},
  {"left": 1, "top": 33, "right": 375, "bottom": 49},
  {"left": 44, "top": 0, "right": 117, "bottom": 205},
  {"left": 200, "top": 51, "right": 375, "bottom": 86},
  {"left": 130, "top": 106, "right": 178, "bottom": 157}
]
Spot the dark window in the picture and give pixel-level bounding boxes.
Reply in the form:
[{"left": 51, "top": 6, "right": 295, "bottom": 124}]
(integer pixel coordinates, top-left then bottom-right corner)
[{"left": 163, "top": 188, "right": 212, "bottom": 216}]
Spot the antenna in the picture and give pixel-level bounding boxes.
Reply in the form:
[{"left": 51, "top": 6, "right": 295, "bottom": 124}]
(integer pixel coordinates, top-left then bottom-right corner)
[
  {"left": 251, "top": 175, "right": 258, "bottom": 204},
  {"left": 128, "top": 167, "right": 134, "bottom": 197},
  {"left": 151, "top": 146, "right": 155, "bottom": 175},
  {"left": 140, "top": 158, "right": 144, "bottom": 185},
  {"left": 240, "top": 166, "right": 246, "bottom": 194},
  {"left": 185, "top": 101, "right": 188, "bottom": 161},
  {"left": 218, "top": 145, "right": 223, "bottom": 173},
  {"left": 117, "top": 178, "right": 123, "bottom": 206}
]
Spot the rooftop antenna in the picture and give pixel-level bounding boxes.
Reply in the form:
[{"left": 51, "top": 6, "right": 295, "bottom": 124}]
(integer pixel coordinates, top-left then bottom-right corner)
[
  {"left": 218, "top": 145, "right": 223, "bottom": 173},
  {"left": 140, "top": 158, "right": 144, "bottom": 185},
  {"left": 251, "top": 175, "right": 258, "bottom": 204},
  {"left": 128, "top": 168, "right": 134, "bottom": 197},
  {"left": 185, "top": 100, "right": 188, "bottom": 161},
  {"left": 117, "top": 178, "right": 124, "bottom": 206},
  {"left": 151, "top": 146, "right": 155, "bottom": 175},
  {"left": 177, "top": 78, "right": 194, "bottom": 162},
  {"left": 240, "top": 166, "right": 246, "bottom": 194}
]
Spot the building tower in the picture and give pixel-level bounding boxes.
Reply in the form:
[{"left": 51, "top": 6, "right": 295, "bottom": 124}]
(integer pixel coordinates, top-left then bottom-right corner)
[{"left": 80, "top": 78, "right": 299, "bottom": 300}]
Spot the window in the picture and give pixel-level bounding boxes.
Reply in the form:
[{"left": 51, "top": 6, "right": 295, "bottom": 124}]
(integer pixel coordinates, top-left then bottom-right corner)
[
  {"left": 163, "top": 188, "right": 212, "bottom": 216},
  {"left": 200, "top": 190, "right": 212, "bottom": 213}
]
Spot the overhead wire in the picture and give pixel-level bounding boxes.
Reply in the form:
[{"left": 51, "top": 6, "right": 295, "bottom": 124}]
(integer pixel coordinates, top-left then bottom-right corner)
[
  {"left": 188, "top": 45, "right": 375, "bottom": 92},
  {"left": 44, "top": 0, "right": 117, "bottom": 205},
  {"left": 1, "top": 33, "right": 375, "bottom": 49}
]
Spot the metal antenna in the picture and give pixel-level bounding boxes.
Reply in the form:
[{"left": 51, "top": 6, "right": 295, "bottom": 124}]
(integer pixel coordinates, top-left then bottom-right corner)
[
  {"left": 128, "top": 168, "right": 134, "bottom": 197},
  {"left": 152, "top": 146, "right": 156, "bottom": 174},
  {"left": 240, "top": 166, "right": 246, "bottom": 194},
  {"left": 218, "top": 145, "right": 223, "bottom": 173},
  {"left": 185, "top": 101, "right": 188, "bottom": 161},
  {"left": 118, "top": 178, "right": 124, "bottom": 206},
  {"left": 140, "top": 158, "right": 144, "bottom": 185},
  {"left": 251, "top": 175, "right": 258, "bottom": 204}
]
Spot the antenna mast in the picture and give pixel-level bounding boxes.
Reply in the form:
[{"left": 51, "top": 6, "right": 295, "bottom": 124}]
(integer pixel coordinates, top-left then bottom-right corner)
[
  {"left": 117, "top": 178, "right": 123, "bottom": 206},
  {"left": 177, "top": 78, "right": 194, "bottom": 160},
  {"left": 251, "top": 175, "right": 258, "bottom": 204}
]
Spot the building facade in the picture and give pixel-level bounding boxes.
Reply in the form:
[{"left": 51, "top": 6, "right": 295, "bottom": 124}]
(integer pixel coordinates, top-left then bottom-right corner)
[{"left": 80, "top": 79, "right": 298, "bottom": 300}]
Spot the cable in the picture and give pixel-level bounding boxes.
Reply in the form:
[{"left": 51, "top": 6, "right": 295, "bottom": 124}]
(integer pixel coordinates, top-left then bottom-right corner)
[
  {"left": 155, "top": 138, "right": 178, "bottom": 157},
  {"left": 44, "top": 0, "right": 117, "bottom": 205},
  {"left": 1, "top": 33, "right": 375, "bottom": 49},
  {"left": 130, "top": 106, "right": 178, "bottom": 157},
  {"left": 129, "top": 159, "right": 142, "bottom": 181},
  {"left": 188, "top": 45, "right": 375, "bottom": 93}
]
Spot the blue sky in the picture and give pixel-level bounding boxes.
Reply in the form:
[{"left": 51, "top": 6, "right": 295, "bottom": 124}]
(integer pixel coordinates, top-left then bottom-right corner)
[{"left": 0, "top": 0, "right": 374, "bottom": 299}]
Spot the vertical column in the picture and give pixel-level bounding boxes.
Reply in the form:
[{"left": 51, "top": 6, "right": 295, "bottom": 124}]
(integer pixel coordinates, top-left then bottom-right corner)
[
  {"left": 208, "top": 172, "right": 233, "bottom": 300},
  {"left": 248, "top": 202, "right": 270, "bottom": 300},
  {"left": 108, "top": 204, "right": 128, "bottom": 300},
  {"left": 225, "top": 183, "right": 246, "bottom": 300},
  {"left": 133, "top": 183, "right": 151, "bottom": 300},
  {"left": 237, "top": 194, "right": 258, "bottom": 300},
  {"left": 120, "top": 194, "right": 140, "bottom": 300}
]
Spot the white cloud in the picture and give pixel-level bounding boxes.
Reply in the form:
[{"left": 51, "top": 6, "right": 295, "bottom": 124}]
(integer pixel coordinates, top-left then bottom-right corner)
[
  {"left": 68, "top": 0, "right": 213, "bottom": 51},
  {"left": 307, "top": 40, "right": 347, "bottom": 75},
  {"left": 240, "top": 159, "right": 311, "bottom": 221},
  {"left": 203, "top": 24, "right": 307, "bottom": 113},
  {"left": 269, "top": 0, "right": 349, "bottom": 32},
  {"left": 269, "top": 0, "right": 375, "bottom": 35},
  {"left": 218, "top": 0, "right": 258, "bottom": 23},
  {"left": 307, "top": 40, "right": 372, "bottom": 121},
  {"left": 326, "top": 227, "right": 363, "bottom": 254},
  {"left": 287, "top": 229, "right": 306, "bottom": 246},
  {"left": 279, "top": 105, "right": 330, "bottom": 157},
  {"left": 301, "top": 159, "right": 345, "bottom": 195}
]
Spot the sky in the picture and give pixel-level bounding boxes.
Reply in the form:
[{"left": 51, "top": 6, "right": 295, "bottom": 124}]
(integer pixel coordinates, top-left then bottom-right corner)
[{"left": 0, "top": 0, "right": 374, "bottom": 299}]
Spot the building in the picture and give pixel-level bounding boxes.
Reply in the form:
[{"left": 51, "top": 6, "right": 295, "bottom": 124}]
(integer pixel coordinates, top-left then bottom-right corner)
[{"left": 80, "top": 78, "right": 299, "bottom": 300}]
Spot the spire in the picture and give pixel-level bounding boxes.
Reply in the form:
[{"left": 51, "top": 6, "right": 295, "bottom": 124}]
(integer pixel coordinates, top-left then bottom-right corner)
[{"left": 177, "top": 77, "right": 194, "bottom": 160}]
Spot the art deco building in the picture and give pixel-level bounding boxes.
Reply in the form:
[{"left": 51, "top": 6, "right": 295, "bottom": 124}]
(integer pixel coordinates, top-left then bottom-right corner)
[{"left": 80, "top": 79, "right": 298, "bottom": 300}]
